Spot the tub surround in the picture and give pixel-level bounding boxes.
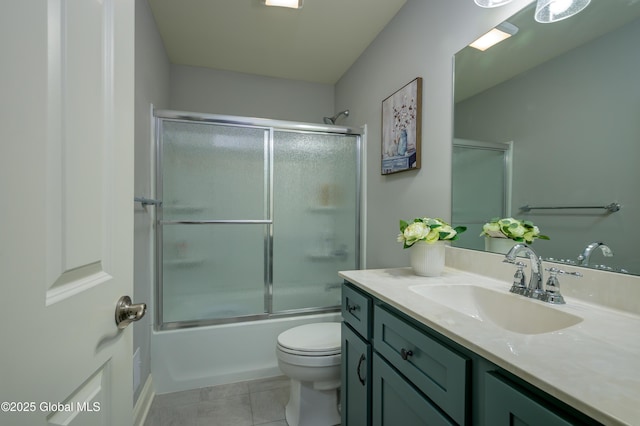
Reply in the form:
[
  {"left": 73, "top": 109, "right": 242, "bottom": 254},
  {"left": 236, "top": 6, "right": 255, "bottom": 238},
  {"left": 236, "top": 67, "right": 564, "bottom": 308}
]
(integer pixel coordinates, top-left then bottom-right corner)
[
  {"left": 151, "top": 312, "right": 341, "bottom": 394},
  {"left": 339, "top": 262, "right": 640, "bottom": 425}
]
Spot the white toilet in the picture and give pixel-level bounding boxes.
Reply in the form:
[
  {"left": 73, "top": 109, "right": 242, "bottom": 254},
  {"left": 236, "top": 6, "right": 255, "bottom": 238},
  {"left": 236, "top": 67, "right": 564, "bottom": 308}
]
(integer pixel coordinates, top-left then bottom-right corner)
[{"left": 276, "top": 322, "right": 342, "bottom": 426}]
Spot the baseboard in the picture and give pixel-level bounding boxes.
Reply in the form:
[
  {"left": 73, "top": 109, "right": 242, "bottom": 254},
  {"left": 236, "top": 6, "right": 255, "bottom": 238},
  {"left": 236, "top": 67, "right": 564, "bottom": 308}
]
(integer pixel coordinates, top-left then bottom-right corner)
[{"left": 133, "top": 374, "right": 155, "bottom": 426}]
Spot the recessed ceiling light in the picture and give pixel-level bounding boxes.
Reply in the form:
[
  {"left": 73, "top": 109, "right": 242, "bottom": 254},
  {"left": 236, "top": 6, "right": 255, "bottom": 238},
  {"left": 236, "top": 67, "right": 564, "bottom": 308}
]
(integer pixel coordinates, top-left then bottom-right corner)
[
  {"left": 263, "top": 0, "right": 303, "bottom": 9},
  {"left": 469, "top": 22, "right": 519, "bottom": 51}
]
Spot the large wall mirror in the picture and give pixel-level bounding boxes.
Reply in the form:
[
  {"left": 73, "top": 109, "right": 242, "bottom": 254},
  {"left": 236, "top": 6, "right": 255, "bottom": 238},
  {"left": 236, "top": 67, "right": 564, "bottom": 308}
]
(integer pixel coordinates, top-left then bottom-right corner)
[{"left": 452, "top": 0, "right": 640, "bottom": 276}]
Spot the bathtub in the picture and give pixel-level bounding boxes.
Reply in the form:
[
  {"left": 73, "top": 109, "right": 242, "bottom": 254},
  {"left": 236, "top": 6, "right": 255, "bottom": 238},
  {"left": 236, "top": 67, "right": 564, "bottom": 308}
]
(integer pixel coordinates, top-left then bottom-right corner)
[{"left": 150, "top": 311, "right": 342, "bottom": 394}]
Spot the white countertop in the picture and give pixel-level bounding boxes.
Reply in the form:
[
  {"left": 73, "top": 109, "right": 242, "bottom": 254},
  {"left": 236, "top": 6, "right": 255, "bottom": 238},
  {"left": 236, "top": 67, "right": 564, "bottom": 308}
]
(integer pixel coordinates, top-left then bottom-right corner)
[{"left": 339, "top": 267, "right": 640, "bottom": 426}]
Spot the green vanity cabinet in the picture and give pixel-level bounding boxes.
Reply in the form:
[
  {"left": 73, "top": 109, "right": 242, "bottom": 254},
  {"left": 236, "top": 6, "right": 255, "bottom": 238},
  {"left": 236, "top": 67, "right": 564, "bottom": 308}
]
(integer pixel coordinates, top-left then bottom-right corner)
[
  {"left": 341, "top": 323, "right": 371, "bottom": 425},
  {"left": 341, "top": 283, "right": 467, "bottom": 425},
  {"left": 341, "top": 284, "right": 372, "bottom": 426},
  {"left": 342, "top": 281, "right": 602, "bottom": 426}
]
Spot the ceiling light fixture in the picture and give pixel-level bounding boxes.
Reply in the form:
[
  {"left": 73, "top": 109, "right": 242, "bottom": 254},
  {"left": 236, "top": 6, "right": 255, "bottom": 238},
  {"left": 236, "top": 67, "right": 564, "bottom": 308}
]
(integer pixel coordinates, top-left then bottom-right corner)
[
  {"left": 469, "top": 21, "right": 519, "bottom": 51},
  {"left": 534, "top": 0, "right": 591, "bottom": 23},
  {"left": 263, "top": 0, "right": 303, "bottom": 9},
  {"left": 473, "top": 0, "right": 514, "bottom": 8}
]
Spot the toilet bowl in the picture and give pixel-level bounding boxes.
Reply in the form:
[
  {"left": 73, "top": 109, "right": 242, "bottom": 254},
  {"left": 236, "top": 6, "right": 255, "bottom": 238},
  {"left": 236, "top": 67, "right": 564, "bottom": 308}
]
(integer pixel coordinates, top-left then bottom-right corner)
[{"left": 276, "top": 322, "right": 342, "bottom": 426}]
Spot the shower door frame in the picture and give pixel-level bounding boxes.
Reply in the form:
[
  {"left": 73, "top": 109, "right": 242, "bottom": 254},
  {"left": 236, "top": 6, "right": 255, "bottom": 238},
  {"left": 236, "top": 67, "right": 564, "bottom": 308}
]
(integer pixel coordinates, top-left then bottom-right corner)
[
  {"left": 154, "top": 110, "right": 363, "bottom": 330},
  {"left": 452, "top": 138, "right": 513, "bottom": 251}
]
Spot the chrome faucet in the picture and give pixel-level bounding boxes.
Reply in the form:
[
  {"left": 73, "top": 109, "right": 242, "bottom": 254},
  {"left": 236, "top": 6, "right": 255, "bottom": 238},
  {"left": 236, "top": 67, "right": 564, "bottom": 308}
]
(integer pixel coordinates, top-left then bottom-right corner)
[
  {"left": 577, "top": 241, "right": 613, "bottom": 266},
  {"left": 503, "top": 243, "right": 545, "bottom": 300}
]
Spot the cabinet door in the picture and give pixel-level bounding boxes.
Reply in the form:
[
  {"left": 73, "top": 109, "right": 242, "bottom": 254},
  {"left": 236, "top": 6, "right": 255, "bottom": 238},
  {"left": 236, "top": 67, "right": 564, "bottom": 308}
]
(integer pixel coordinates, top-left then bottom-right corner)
[
  {"left": 372, "top": 353, "right": 456, "bottom": 426},
  {"left": 485, "top": 372, "right": 577, "bottom": 426},
  {"left": 342, "top": 323, "right": 372, "bottom": 426}
]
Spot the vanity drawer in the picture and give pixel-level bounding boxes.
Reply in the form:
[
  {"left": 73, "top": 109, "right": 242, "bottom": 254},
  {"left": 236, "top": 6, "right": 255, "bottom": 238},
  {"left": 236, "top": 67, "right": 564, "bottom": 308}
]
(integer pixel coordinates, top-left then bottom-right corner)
[
  {"left": 342, "top": 282, "right": 372, "bottom": 340},
  {"left": 485, "top": 372, "right": 582, "bottom": 426},
  {"left": 374, "top": 305, "right": 469, "bottom": 425}
]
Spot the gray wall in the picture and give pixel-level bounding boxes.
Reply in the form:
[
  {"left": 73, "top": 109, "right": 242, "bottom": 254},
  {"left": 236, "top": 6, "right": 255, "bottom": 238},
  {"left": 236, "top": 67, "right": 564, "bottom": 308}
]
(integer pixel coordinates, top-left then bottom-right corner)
[
  {"left": 134, "top": 0, "right": 170, "bottom": 404},
  {"left": 455, "top": 19, "right": 640, "bottom": 273},
  {"left": 334, "top": 0, "right": 532, "bottom": 269},
  {"left": 170, "top": 65, "right": 334, "bottom": 123}
]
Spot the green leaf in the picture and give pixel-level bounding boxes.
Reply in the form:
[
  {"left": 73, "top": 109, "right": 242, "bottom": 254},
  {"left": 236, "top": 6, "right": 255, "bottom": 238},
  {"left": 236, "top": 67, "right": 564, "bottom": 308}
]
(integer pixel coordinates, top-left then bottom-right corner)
[
  {"left": 454, "top": 226, "right": 467, "bottom": 234},
  {"left": 399, "top": 220, "right": 408, "bottom": 232}
]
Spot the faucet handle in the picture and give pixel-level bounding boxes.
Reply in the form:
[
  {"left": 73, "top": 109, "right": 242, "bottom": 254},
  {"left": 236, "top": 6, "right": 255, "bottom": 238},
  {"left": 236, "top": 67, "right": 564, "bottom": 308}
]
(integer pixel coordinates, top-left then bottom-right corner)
[
  {"left": 543, "top": 267, "right": 582, "bottom": 304},
  {"left": 509, "top": 261, "right": 527, "bottom": 295},
  {"left": 545, "top": 267, "right": 583, "bottom": 278}
]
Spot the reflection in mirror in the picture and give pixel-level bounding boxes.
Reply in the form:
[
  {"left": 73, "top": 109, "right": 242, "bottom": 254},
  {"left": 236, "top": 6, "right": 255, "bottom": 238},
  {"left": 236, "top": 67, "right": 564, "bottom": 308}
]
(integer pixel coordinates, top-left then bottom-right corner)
[
  {"left": 452, "top": 139, "right": 513, "bottom": 252},
  {"left": 452, "top": 0, "right": 640, "bottom": 276}
]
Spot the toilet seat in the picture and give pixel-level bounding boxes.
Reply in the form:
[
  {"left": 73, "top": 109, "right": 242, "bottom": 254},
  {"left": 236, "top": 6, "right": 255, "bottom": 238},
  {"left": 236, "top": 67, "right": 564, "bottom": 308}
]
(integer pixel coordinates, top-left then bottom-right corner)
[
  {"left": 277, "top": 322, "right": 342, "bottom": 357},
  {"left": 277, "top": 322, "right": 341, "bottom": 356},
  {"left": 277, "top": 345, "right": 340, "bottom": 357}
]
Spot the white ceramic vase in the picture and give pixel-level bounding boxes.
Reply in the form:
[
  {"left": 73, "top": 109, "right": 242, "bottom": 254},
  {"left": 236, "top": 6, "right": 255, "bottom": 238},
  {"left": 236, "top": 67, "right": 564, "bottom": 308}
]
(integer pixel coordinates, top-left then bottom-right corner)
[
  {"left": 484, "top": 237, "right": 518, "bottom": 255},
  {"left": 410, "top": 241, "right": 446, "bottom": 277}
]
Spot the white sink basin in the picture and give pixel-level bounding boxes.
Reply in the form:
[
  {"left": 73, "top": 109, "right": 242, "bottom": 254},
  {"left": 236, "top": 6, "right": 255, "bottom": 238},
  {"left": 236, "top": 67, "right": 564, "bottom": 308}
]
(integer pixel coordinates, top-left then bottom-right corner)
[{"left": 409, "top": 284, "right": 583, "bottom": 334}]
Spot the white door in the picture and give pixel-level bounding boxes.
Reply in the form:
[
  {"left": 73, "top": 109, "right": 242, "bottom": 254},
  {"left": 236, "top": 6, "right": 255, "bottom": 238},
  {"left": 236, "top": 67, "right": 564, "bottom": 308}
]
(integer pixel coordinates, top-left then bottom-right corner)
[{"left": 0, "top": 1, "right": 136, "bottom": 425}]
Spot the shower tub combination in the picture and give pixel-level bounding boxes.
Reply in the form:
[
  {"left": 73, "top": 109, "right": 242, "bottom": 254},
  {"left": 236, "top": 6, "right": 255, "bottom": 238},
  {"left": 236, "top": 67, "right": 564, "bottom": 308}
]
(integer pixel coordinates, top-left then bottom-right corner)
[{"left": 150, "top": 110, "right": 362, "bottom": 393}]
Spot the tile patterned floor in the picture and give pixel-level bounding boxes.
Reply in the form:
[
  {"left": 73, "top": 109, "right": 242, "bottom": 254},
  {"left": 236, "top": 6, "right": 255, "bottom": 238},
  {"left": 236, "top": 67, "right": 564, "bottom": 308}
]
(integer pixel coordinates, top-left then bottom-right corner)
[{"left": 144, "top": 376, "right": 290, "bottom": 426}]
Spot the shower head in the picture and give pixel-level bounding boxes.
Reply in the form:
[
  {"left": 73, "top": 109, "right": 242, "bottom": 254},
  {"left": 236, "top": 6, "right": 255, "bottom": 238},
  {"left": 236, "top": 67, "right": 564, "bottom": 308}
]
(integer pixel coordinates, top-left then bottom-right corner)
[{"left": 323, "top": 109, "right": 350, "bottom": 125}]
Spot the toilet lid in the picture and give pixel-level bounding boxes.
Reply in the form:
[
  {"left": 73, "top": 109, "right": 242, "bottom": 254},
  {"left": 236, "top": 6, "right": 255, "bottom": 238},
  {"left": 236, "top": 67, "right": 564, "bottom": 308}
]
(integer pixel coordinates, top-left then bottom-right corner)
[{"left": 277, "top": 322, "right": 341, "bottom": 354}]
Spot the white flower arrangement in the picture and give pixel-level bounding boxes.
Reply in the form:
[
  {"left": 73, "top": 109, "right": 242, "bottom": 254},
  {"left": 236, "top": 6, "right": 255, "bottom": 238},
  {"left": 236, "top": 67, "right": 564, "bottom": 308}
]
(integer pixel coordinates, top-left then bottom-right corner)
[
  {"left": 398, "top": 217, "right": 467, "bottom": 249},
  {"left": 480, "top": 217, "right": 549, "bottom": 244}
]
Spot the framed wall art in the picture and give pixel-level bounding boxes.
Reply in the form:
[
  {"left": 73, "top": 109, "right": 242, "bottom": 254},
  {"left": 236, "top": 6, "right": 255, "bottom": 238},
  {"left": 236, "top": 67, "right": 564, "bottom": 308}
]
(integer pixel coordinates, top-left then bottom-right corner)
[{"left": 381, "top": 77, "right": 422, "bottom": 175}]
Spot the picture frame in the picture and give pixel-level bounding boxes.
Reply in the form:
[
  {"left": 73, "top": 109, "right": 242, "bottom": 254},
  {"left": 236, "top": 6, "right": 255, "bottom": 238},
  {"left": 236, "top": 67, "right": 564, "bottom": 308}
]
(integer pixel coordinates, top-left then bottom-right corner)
[{"left": 381, "top": 77, "right": 422, "bottom": 175}]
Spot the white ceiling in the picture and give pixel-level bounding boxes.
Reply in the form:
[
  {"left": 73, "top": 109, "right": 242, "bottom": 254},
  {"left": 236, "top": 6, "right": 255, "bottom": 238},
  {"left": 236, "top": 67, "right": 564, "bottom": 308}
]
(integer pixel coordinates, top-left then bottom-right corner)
[{"left": 147, "top": 0, "right": 407, "bottom": 85}]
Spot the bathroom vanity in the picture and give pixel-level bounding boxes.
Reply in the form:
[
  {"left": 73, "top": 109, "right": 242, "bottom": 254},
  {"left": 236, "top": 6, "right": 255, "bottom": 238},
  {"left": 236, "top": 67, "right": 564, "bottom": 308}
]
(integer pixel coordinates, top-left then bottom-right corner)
[{"left": 339, "top": 267, "right": 640, "bottom": 426}]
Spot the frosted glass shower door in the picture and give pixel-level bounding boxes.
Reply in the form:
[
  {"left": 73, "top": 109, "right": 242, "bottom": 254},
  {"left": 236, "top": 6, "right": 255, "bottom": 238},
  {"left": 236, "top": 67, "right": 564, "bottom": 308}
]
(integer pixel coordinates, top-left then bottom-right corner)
[
  {"left": 159, "top": 121, "right": 269, "bottom": 324},
  {"left": 271, "top": 131, "right": 360, "bottom": 312}
]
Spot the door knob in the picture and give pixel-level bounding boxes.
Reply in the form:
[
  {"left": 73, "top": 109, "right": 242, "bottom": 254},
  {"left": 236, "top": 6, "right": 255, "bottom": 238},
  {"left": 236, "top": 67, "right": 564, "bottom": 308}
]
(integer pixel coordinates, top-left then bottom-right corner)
[{"left": 115, "top": 296, "right": 147, "bottom": 329}]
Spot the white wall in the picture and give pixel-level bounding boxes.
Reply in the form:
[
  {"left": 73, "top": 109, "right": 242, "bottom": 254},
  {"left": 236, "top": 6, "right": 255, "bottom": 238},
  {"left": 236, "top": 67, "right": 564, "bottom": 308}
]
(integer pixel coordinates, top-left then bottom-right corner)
[
  {"left": 335, "top": 0, "right": 532, "bottom": 269},
  {"left": 170, "top": 65, "right": 334, "bottom": 124},
  {"left": 133, "top": 0, "right": 171, "bottom": 404}
]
